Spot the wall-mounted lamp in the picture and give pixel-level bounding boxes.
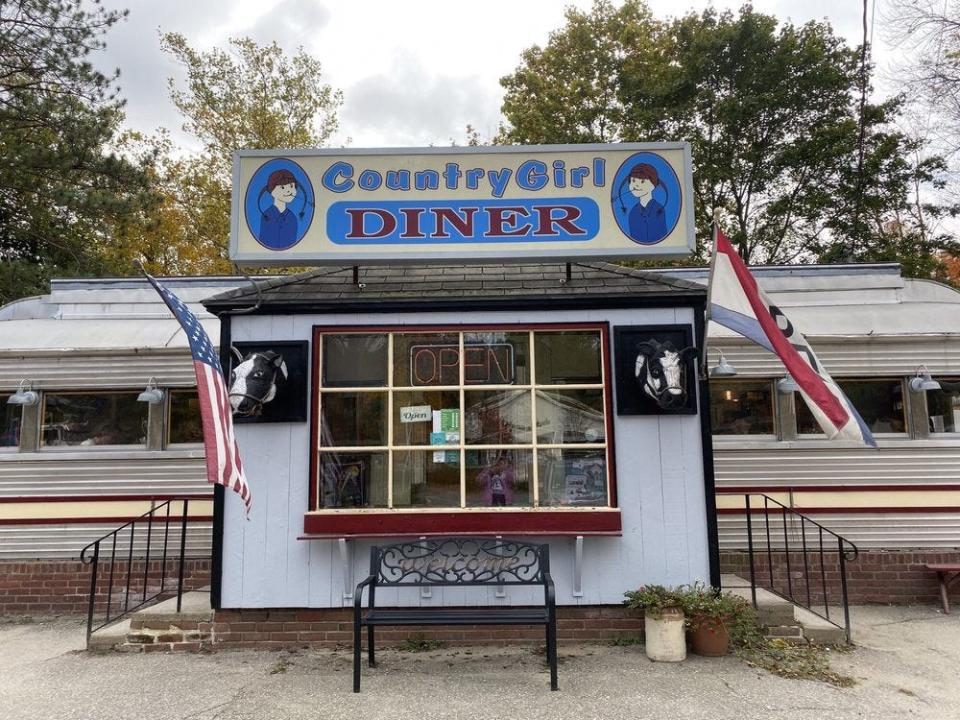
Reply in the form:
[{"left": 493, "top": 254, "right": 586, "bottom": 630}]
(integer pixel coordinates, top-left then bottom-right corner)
[
  {"left": 909, "top": 365, "right": 941, "bottom": 393},
  {"left": 6, "top": 379, "right": 39, "bottom": 406},
  {"left": 709, "top": 350, "right": 738, "bottom": 378},
  {"left": 777, "top": 374, "right": 799, "bottom": 395},
  {"left": 136, "top": 377, "right": 165, "bottom": 405}
]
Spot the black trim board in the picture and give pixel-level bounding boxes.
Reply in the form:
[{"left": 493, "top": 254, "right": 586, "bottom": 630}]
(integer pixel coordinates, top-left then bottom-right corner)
[
  {"left": 210, "top": 313, "right": 232, "bottom": 611},
  {"left": 694, "top": 301, "right": 721, "bottom": 589}
]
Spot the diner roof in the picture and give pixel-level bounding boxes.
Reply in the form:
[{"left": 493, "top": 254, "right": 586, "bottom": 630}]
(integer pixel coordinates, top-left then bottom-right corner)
[{"left": 202, "top": 262, "right": 706, "bottom": 313}]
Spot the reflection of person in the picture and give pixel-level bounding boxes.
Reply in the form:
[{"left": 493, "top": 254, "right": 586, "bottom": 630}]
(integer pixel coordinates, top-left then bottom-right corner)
[
  {"left": 338, "top": 464, "right": 364, "bottom": 506},
  {"left": 476, "top": 455, "right": 515, "bottom": 507},
  {"left": 258, "top": 169, "right": 299, "bottom": 249},
  {"left": 626, "top": 164, "right": 668, "bottom": 244}
]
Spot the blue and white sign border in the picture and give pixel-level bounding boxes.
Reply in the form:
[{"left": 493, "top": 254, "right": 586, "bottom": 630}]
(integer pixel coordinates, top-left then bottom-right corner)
[{"left": 230, "top": 142, "right": 696, "bottom": 266}]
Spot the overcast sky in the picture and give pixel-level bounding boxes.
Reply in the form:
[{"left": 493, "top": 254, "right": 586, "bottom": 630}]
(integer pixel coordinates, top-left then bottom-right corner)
[{"left": 95, "top": 0, "right": 901, "bottom": 150}]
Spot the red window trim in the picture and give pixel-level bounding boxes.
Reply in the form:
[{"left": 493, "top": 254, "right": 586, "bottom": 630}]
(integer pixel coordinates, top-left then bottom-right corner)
[{"left": 306, "top": 322, "right": 619, "bottom": 536}]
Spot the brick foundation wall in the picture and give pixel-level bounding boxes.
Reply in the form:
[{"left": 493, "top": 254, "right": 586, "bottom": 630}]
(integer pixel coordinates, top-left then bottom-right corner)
[
  {"left": 160, "top": 606, "right": 645, "bottom": 651},
  {"left": 0, "top": 559, "right": 211, "bottom": 616},
  {"left": 720, "top": 549, "right": 960, "bottom": 605}
]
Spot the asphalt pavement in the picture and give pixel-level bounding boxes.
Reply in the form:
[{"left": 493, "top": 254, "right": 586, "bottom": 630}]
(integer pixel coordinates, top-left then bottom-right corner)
[{"left": 1, "top": 605, "right": 958, "bottom": 720}]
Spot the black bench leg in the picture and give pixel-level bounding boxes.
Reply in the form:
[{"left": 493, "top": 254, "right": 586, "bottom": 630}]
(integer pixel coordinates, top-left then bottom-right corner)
[
  {"left": 368, "top": 625, "right": 376, "bottom": 667},
  {"left": 546, "top": 622, "right": 558, "bottom": 691},
  {"left": 353, "top": 618, "right": 362, "bottom": 693}
]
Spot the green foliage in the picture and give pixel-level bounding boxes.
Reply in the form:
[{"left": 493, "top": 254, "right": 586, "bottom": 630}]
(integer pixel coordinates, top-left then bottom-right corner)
[
  {"left": 680, "top": 583, "right": 754, "bottom": 636},
  {"left": 397, "top": 634, "right": 444, "bottom": 652},
  {"left": 623, "top": 584, "right": 686, "bottom": 619},
  {"left": 0, "top": 0, "right": 155, "bottom": 302},
  {"left": 498, "top": 1, "right": 956, "bottom": 272},
  {"left": 137, "top": 34, "right": 343, "bottom": 270},
  {"left": 609, "top": 634, "right": 643, "bottom": 646},
  {"left": 739, "top": 639, "right": 857, "bottom": 687}
]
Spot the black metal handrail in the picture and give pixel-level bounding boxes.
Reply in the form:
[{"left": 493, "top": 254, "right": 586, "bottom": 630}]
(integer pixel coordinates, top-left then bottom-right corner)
[
  {"left": 739, "top": 493, "right": 858, "bottom": 643},
  {"left": 80, "top": 499, "right": 190, "bottom": 647}
]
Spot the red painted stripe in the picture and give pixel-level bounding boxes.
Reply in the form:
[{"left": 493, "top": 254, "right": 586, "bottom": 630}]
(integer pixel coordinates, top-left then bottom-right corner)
[
  {"left": 718, "top": 484, "right": 960, "bottom": 494},
  {"left": 303, "top": 510, "right": 622, "bottom": 536},
  {"left": 0, "top": 494, "right": 211, "bottom": 504},
  {"left": 717, "top": 506, "right": 960, "bottom": 515},
  {"left": 0, "top": 515, "right": 214, "bottom": 526}
]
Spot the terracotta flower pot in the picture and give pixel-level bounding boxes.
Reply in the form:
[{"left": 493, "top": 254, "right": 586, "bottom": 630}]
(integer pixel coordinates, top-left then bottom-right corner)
[{"left": 689, "top": 616, "right": 730, "bottom": 656}]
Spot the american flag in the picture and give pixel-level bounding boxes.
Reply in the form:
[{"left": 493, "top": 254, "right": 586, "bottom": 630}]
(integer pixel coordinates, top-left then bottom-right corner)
[{"left": 145, "top": 274, "right": 252, "bottom": 514}]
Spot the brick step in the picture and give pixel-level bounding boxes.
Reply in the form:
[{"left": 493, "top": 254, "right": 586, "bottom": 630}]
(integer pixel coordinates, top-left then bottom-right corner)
[{"left": 88, "top": 589, "right": 212, "bottom": 653}]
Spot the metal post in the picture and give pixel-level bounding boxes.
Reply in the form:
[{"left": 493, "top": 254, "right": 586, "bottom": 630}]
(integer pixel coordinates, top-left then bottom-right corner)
[
  {"left": 177, "top": 499, "right": 189, "bottom": 613},
  {"left": 838, "top": 537, "right": 852, "bottom": 643},
  {"left": 764, "top": 497, "right": 774, "bottom": 589},
  {"left": 160, "top": 501, "right": 171, "bottom": 595},
  {"left": 819, "top": 527, "right": 830, "bottom": 621},
  {"left": 801, "top": 519, "right": 812, "bottom": 609},
  {"left": 85, "top": 541, "right": 100, "bottom": 647},
  {"left": 124, "top": 523, "right": 135, "bottom": 613},
  {"left": 782, "top": 506, "right": 793, "bottom": 599},
  {"left": 105, "top": 533, "right": 117, "bottom": 624},
  {"left": 745, "top": 495, "right": 757, "bottom": 608},
  {"left": 143, "top": 506, "right": 154, "bottom": 603}
]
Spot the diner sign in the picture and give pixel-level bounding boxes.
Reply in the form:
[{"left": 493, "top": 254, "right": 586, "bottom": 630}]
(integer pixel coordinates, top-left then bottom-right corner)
[{"left": 230, "top": 143, "right": 695, "bottom": 265}]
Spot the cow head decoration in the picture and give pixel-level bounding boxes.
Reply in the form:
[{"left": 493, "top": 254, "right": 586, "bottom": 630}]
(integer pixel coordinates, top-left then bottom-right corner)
[
  {"left": 229, "top": 348, "right": 288, "bottom": 417},
  {"left": 634, "top": 340, "right": 697, "bottom": 409}
]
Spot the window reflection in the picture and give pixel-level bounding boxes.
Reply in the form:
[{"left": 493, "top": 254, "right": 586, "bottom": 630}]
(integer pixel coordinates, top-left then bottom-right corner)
[
  {"left": 710, "top": 381, "right": 775, "bottom": 435},
  {"left": 42, "top": 393, "right": 146, "bottom": 447},
  {"left": 927, "top": 378, "right": 960, "bottom": 433},
  {"left": 0, "top": 397, "right": 19, "bottom": 448},
  {"left": 796, "top": 379, "right": 905, "bottom": 434},
  {"left": 169, "top": 390, "right": 203, "bottom": 444}
]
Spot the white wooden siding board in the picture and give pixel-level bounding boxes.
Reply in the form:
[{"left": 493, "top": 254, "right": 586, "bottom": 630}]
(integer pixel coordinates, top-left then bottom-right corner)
[{"left": 219, "top": 307, "right": 711, "bottom": 608}]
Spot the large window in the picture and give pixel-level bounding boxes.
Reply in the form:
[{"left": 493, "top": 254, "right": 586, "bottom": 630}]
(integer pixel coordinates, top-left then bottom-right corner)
[
  {"left": 927, "top": 378, "right": 960, "bottom": 433},
  {"left": 168, "top": 390, "right": 203, "bottom": 444},
  {"left": 314, "top": 327, "right": 612, "bottom": 511},
  {"left": 796, "top": 379, "right": 906, "bottom": 435},
  {"left": 710, "top": 380, "right": 776, "bottom": 435},
  {"left": 41, "top": 392, "right": 147, "bottom": 447},
  {"left": 0, "top": 396, "right": 19, "bottom": 448}
]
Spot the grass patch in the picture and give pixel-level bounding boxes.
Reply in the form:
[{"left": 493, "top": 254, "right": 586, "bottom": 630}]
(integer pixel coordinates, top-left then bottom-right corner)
[
  {"left": 610, "top": 634, "right": 643, "bottom": 647},
  {"left": 269, "top": 658, "right": 290, "bottom": 675},
  {"left": 397, "top": 634, "right": 445, "bottom": 652}
]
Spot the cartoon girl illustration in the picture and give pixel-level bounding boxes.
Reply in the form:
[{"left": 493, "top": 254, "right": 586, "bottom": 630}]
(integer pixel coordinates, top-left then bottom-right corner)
[
  {"left": 623, "top": 163, "right": 668, "bottom": 244},
  {"left": 256, "top": 169, "right": 305, "bottom": 250}
]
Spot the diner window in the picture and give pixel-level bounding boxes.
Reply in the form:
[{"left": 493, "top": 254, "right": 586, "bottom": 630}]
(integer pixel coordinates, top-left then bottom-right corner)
[
  {"left": 796, "top": 379, "right": 906, "bottom": 435},
  {"left": 0, "top": 396, "right": 19, "bottom": 448},
  {"left": 926, "top": 378, "right": 960, "bottom": 433},
  {"left": 315, "top": 328, "right": 612, "bottom": 510},
  {"left": 41, "top": 392, "right": 147, "bottom": 447},
  {"left": 710, "top": 380, "right": 775, "bottom": 435},
  {"left": 168, "top": 390, "right": 203, "bottom": 444}
]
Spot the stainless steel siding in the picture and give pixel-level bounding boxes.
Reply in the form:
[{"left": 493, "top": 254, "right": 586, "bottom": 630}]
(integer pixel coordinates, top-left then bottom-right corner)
[
  {"left": 0, "top": 351, "right": 196, "bottom": 391},
  {"left": 0, "top": 522, "right": 213, "bottom": 559}
]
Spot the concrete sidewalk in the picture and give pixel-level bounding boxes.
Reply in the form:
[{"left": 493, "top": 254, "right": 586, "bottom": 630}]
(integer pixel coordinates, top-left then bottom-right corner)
[{"left": 1, "top": 605, "right": 958, "bottom": 720}]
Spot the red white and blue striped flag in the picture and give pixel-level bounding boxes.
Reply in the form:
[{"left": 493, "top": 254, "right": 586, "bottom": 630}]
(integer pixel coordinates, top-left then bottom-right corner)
[
  {"left": 707, "top": 226, "right": 876, "bottom": 447},
  {"left": 145, "top": 274, "right": 253, "bottom": 513}
]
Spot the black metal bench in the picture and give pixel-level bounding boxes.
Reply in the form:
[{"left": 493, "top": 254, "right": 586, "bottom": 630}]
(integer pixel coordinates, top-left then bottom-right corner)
[{"left": 353, "top": 537, "right": 558, "bottom": 692}]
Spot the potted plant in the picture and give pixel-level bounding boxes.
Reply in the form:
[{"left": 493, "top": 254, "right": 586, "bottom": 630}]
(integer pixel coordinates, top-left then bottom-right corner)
[
  {"left": 623, "top": 584, "right": 687, "bottom": 662},
  {"left": 681, "top": 583, "right": 752, "bottom": 657}
]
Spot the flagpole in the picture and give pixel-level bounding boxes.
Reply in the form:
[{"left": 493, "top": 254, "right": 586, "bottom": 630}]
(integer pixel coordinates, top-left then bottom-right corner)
[{"left": 700, "top": 209, "right": 721, "bottom": 379}]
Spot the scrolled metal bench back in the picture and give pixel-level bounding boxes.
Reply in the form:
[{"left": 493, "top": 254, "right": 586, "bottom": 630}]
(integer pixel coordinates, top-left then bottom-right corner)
[{"left": 374, "top": 537, "right": 547, "bottom": 585}]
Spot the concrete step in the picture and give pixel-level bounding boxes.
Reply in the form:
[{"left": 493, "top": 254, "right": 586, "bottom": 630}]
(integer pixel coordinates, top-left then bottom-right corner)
[
  {"left": 722, "top": 574, "right": 849, "bottom": 645},
  {"left": 88, "top": 618, "right": 131, "bottom": 651},
  {"left": 87, "top": 589, "right": 212, "bottom": 652}
]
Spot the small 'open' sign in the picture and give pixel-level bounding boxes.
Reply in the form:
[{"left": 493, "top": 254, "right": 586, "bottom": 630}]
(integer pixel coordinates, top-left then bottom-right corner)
[{"left": 399, "top": 405, "right": 432, "bottom": 423}]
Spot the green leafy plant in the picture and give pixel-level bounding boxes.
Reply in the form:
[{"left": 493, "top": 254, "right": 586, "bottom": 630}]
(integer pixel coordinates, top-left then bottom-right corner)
[
  {"left": 623, "top": 584, "right": 687, "bottom": 619},
  {"left": 681, "top": 582, "right": 754, "bottom": 635}
]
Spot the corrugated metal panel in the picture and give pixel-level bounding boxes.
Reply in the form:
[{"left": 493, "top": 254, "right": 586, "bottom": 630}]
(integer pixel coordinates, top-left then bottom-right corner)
[
  {"left": 0, "top": 522, "right": 212, "bottom": 559},
  {"left": 0, "top": 351, "right": 196, "bottom": 390},
  {"left": 0, "top": 452, "right": 209, "bottom": 498},
  {"left": 718, "top": 514, "right": 960, "bottom": 550},
  {"left": 714, "top": 444, "right": 960, "bottom": 485},
  {"left": 715, "top": 444, "right": 960, "bottom": 549},
  {"left": 711, "top": 338, "right": 960, "bottom": 376}
]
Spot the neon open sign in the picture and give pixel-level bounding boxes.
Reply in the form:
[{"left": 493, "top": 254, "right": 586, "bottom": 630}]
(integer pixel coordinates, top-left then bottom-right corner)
[{"left": 410, "top": 343, "right": 515, "bottom": 386}]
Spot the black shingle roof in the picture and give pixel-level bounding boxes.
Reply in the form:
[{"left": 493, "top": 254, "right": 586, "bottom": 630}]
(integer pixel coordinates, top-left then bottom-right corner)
[{"left": 202, "top": 262, "right": 705, "bottom": 313}]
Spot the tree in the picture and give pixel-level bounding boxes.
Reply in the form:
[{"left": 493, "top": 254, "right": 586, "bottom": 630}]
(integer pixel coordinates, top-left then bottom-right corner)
[
  {"left": 133, "top": 34, "right": 343, "bottom": 271},
  {"left": 885, "top": 0, "right": 960, "bottom": 157},
  {"left": 0, "top": 0, "right": 154, "bottom": 303},
  {"left": 498, "top": 1, "right": 955, "bottom": 270}
]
